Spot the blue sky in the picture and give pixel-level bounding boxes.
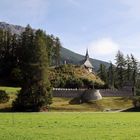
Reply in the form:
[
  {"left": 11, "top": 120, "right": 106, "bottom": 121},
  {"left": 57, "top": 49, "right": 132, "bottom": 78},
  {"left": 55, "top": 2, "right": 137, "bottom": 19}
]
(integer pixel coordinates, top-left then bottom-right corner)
[{"left": 0, "top": 0, "right": 140, "bottom": 62}]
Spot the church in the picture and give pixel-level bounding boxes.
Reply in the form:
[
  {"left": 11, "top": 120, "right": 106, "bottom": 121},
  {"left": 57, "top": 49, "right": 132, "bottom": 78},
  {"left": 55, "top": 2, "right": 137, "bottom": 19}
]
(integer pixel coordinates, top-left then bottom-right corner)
[{"left": 82, "top": 49, "right": 93, "bottom": 73}]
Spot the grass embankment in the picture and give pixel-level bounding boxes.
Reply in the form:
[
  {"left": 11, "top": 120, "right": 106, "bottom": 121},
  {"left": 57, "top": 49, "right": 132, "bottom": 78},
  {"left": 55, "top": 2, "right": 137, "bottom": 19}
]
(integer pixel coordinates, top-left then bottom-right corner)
[
  {"left": 0, "top": 113, "right": 140, "bottom": 140},
  {"left": 51, "top": 97, "right": 133, "bottom": 112}
]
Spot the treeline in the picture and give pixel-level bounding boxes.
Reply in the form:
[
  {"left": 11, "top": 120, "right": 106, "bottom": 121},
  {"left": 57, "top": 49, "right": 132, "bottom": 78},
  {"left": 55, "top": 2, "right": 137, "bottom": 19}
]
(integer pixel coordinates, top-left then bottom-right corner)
[
  {"left": 0, "top": 25, "right": 61, "bottom": 86},
  {"left": 98, "top": 51, "right": 139, "bottom": 89}
]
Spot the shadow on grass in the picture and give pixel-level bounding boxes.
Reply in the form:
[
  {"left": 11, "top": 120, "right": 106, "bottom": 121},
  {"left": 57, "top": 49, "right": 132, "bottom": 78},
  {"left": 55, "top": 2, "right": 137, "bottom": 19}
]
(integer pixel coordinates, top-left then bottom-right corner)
[
  {"left": 122, "top": 107, "right": 140, "bottom": 112},
  {"left": 0, "top": 107, "right": 12, "bottom": 112}
]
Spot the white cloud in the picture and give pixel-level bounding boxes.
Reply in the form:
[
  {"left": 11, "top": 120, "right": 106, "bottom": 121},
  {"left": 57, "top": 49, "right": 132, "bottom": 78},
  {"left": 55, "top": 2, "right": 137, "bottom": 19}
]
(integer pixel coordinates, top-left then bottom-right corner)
[
  {"left": 89, "top": 38, "right": 119, "bottom": 55},
  {"left": 88, "top": 38, "right": 120, "bottom": 61}
]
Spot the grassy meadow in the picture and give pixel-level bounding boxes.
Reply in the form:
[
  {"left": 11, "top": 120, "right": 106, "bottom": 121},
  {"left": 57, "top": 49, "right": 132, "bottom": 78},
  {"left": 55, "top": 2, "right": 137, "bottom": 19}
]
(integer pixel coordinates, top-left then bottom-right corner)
[
  {"left": 0, "top": 112, "right": 140, "bottom": 140},
  {"left": 0, "top": 86, "right": 139, "bottom": 140}
]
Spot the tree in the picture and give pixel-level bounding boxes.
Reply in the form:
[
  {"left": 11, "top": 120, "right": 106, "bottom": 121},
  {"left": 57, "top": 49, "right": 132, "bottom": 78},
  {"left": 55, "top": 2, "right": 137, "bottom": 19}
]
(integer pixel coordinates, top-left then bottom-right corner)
[
  {"left": 12, "top": 27, "right": 52, "bottom": 111},
  {"left": 97, "top": 64, "right": 108, "bottom": 84},
  {"left": 115, "top": 51, "right": 126, "bottom": 88},
  {"left": 108, "top": 62, "right": 115, "bottom": 89},
  {"left": 131, "top": 54, "right": 138, "bottom": 87},
  {"left": 54, "top": 37, "right": 61, "bottom": 66},
  {"left": 126, "top": 54, "right": 132, "bottom": 81},
  {"left": 46, "top": 35, "right": 61, "bottom": 66}
]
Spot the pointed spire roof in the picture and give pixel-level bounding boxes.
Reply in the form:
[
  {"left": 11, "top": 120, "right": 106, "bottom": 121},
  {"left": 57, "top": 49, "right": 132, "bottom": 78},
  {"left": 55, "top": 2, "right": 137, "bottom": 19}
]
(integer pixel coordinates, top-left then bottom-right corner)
[
  {"left": 83, "top": 48, "right": 93, "bottom": 68},
  {"left": 85, "top": 48, "right": 89, "bottom": 60}
]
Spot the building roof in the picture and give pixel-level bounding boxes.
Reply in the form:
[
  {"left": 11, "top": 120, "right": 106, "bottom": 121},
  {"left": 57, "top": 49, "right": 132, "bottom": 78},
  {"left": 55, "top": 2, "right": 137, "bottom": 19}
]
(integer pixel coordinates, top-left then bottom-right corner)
[
  {"left": 83, "top": 59, "right": 93, "bottom": 68},
  {"left": 83, "top": 49, "right": 93, "bottom": 68},
  {"left": 85, "top": 49, "right": 89, "bottom": 59}
]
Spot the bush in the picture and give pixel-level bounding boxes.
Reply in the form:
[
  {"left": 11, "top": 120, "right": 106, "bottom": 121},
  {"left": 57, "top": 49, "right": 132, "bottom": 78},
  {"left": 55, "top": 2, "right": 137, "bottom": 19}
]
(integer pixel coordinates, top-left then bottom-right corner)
[
  {"left": 81, "top": 78, "right": 94, "bottom": 89},
  {"left": 136, "top": 89, "right": 140, "bottom": 96},
  {"left": 0, "top": 90, "right": 10, "bottom": 103},
  {"left": 94, "top": 81, "right": 108, "bottom": 89},
  {"left": 65, "top": 77, "right": 83, "bottom": 89},
  {"left": 133, "top": 97, "right": 140, "bottom": 108}
]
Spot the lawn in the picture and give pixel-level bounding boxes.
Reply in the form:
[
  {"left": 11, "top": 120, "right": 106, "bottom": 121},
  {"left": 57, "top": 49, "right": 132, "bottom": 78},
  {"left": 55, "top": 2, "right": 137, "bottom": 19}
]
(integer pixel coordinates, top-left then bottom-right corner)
[
  {"left": 0, "top": 86, "right": 20, "bottom": 94},
  {"left": 51, "top": 97, "right": 133, "bottom": 112},
  {"left": 0, "top": 113, "right": 140, "bottom": 140}
]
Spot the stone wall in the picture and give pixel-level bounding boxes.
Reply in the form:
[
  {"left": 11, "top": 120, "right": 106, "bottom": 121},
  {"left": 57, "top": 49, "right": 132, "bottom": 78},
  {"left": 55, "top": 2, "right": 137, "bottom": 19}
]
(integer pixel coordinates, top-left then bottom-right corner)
[
  {"left": 53, "top": 88, "right": 84, "bottom": 98},
  {"left": 99, "top": 89, "right": 134, "bottom": 97},
  {"left": 52, "top": 88, "right": 134, "bottom": 100},
  {"left": 53, "top": 88, "right": 102, "bottom": 101}
]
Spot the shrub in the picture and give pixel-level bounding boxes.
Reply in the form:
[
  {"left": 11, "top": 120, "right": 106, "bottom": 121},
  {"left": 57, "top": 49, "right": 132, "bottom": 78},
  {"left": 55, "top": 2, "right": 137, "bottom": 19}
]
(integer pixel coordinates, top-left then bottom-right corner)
[
  {"left": 133, "top": 97, "right": 140, "bottom": 108},
  {"left": 81, "top": 78, "right": 94, "bottom": 89},
  {"left": 65, "top": 77, "right": 83, "bottom": 89},
  {"left": 94, "top": 81, "right": 107, "bottom": 89},
  {"left": 0, "top": 90, "right": 10, "bottom": 103}
]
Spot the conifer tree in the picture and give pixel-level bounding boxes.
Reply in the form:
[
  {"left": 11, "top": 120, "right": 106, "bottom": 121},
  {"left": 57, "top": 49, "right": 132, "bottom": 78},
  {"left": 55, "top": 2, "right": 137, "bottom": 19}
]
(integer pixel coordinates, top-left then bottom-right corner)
[
  {"left": 115, "top": 50, "right": 126, "bottom": 88},
  {"left": 54, "top": 37, "right": 61, "bottom": 66},
  {"left": 13, "top": 27, "right": 52, "bottom": 111},
  {"left": 131, "top": 54, "right": 138, "bottom": 86},
  {"left": 97, "top": 64, "right": 108, "bottom": 84},
  {"left": 108, "top": 62, "right": 115, "bottom": 89},
  {"left": 126, "top": 54, "right": 132, "bottom": 81}
]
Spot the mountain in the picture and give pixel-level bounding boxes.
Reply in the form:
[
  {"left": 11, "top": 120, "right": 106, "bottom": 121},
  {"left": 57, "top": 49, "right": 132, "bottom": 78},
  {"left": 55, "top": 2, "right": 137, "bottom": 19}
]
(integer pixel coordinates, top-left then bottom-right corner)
[
  {"left": 0, "top": 22, "right": 25, "bottom": 35},
  {"left": 0, "top": 22, "right": 110, "bottom": 71},
  {"left": 60, "top": 47, "right": 110, "bottom": 71}
]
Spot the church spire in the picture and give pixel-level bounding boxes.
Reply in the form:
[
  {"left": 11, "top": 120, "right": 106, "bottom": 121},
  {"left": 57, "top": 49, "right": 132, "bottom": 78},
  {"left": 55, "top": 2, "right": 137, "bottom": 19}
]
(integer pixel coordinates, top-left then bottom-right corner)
[
  {"left": 83, "top": 48, "right": 93, "bottom": 72},
  {"left": 85, "top": 48, "right": 89, "bottom": 60}
]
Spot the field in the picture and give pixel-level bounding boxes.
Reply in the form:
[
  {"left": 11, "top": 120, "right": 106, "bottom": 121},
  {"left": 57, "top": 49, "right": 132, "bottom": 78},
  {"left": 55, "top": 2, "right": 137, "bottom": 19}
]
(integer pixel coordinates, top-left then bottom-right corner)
[
  {"left": 0, "top": 112, "right": 140, "bottom": 140},
  {"left": 0, "top": 87, "right": 139, "bottom": 139}
]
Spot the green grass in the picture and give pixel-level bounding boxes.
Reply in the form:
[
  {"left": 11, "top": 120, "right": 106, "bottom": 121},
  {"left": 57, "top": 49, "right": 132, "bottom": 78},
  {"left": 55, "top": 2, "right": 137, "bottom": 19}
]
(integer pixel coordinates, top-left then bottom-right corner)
[
  {"left": 0, "top": 113, "right": 140, "bottom": 140},
  {"left": 0, "top": 86, "right": 20, "bottom": 94},
  {"left": 51, "top": 97, "right": 133, "bottom": 112}
]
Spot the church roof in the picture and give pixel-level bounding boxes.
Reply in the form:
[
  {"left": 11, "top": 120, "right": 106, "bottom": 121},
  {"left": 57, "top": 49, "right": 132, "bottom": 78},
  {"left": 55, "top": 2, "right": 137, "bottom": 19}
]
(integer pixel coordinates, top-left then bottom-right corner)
[
  {"left": 82, "top": 49, "right": 93, "bottom": 68},
  {"left": 83, "top": 58, "right": 93, "bottom": 68},
  {"left": 85, "top": 49, "right": 89, "bottom": 59}
]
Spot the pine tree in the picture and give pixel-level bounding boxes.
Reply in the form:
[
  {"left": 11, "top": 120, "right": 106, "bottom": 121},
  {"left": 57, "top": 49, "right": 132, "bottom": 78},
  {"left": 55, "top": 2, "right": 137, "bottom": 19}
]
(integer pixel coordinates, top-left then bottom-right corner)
[
  {"left": 54, "top": 37, "right": 61, "bottom": 66},
  {"left": 131, "top": 54, "right": 138, "bottom": 86},
  {"left": 12, "top": 27, "right": 52, "bottom": 111},
  {"left": 97, "top": 64, "right": 108, "bottom": 84},
  {"left": 108, "top": 62, "right": 115, "bottom": 89},
  {"left": 115, "top": 50, "right": 126, "bottom": 88},
  {"left": 126, "top": 54, "right": 132, "bottom": 81}
]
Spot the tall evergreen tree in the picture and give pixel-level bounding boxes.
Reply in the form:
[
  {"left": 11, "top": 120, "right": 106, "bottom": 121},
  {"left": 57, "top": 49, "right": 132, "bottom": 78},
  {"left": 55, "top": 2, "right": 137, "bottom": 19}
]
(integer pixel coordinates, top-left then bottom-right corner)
[
  {"left": 54, "top": 37, "right": 61, "bottom": 66},
  {"left": 115, "top": 50, "right": 126, "bottom": 88},
  {"left": 13, "top": 27, "right": 52, "bottom": 111},
  {"left": 108, "top": 62, "right": 115, "bottom": 89},
  {"left": 125, "top": 54, "right": 132, "bottom": 81},
  {"left": 131, "top": 54, "right": 138, "bottom": 86},
  {"left": 97, "top": 64, "right": 108, "bottom": 84}
]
